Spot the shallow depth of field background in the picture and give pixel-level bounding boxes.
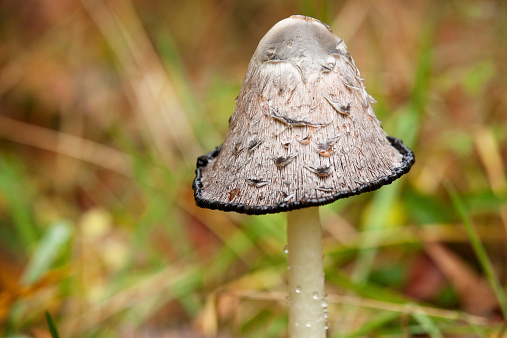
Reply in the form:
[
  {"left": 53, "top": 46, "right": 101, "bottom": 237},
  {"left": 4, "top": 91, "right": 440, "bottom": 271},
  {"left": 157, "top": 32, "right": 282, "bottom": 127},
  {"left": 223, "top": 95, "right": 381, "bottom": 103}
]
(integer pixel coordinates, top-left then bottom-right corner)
[{"left": 0, "top": 0, "right": 506, "bottom": 337}]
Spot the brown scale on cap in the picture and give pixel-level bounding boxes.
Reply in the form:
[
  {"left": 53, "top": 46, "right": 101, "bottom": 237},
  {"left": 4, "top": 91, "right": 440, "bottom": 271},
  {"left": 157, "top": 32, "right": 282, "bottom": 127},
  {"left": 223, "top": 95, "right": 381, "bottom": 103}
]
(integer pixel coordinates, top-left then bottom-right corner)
[
  {"left": 193, "top": 15, "right": 414, "bottom": 215},
  {"left": 315, "top": 137, "right": 340, "bottom": 157},
  {"left": 274, "top": 154, "right": 298, "bottom": 168}
]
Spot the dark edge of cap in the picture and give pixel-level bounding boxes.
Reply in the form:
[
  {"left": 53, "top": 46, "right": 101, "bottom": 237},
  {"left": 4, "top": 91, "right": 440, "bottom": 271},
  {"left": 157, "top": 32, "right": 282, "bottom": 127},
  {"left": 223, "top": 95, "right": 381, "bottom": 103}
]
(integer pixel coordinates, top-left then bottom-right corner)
[{"left": 193, "top": 136, "right": 415, "bottom": 215}]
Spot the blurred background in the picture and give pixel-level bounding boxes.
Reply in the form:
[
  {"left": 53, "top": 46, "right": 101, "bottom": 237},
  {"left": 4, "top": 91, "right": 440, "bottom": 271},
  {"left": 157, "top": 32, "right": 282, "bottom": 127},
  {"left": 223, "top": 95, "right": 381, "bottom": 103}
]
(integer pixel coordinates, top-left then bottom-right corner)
[{"left": 0, "top": 0, "right": 506, "bottom": 337}]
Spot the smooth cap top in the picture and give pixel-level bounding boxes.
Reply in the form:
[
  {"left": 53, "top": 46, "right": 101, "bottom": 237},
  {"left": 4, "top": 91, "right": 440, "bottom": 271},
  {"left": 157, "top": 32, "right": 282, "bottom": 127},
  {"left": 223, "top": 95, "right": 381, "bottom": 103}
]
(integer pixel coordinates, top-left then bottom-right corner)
[
  {"left": 251, "top": 15, "right": 342, "bottom": 83},
  {"left": 193, "top": 16, "right": 414, "bottom": 215}
]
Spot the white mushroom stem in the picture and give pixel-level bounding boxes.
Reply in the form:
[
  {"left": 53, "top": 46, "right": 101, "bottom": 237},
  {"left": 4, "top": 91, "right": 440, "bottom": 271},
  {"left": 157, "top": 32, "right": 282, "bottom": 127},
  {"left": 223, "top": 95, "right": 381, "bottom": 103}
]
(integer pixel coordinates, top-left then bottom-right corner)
[{"left": 287, "top": 207, "right": 327, "bottom": 338}]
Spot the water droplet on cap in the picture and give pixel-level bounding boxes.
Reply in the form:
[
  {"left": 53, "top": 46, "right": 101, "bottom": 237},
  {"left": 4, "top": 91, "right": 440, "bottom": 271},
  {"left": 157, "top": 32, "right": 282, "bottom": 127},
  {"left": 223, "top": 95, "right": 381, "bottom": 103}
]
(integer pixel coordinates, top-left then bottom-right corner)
[
  {"left": 295, "top": 285, "right": 302, "bottom": 293},
  {"left": 283, "top": 245, "right": 289, "bottom": 254},
  {"left": 312, "top": 292, "right": 319, "bottom": 300}
]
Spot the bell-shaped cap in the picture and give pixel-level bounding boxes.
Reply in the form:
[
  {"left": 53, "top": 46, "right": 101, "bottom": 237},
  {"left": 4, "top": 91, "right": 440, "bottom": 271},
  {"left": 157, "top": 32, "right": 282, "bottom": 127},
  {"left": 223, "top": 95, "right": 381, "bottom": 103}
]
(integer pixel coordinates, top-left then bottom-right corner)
[{"left": 193, "top": 15, "right": 414, "bottom": 215}]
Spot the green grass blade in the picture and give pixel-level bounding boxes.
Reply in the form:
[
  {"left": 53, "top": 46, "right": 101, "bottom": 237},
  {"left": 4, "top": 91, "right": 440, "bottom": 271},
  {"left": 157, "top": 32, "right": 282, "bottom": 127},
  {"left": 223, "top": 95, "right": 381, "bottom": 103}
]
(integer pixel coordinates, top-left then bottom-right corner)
[
  {"left": 412, "top": 312, "right": 443, "bottom": 338},
  {"left": 351, "top": 181, "right": 402, "bottom": 283},
  {"left": 0, "top": 157, "right": 38, "bottom": 248},
  {"left": 21, "top": 221, "right": 72, "bottom": 286},
  {"left": 339, "top": 311, "right": 400, "bottom": 337},
  {"left": 44, "top": 311, "right": 60, "bottom": 338},
  {"left": 445, "top": 181, "right": 507, "bottom": 319}
]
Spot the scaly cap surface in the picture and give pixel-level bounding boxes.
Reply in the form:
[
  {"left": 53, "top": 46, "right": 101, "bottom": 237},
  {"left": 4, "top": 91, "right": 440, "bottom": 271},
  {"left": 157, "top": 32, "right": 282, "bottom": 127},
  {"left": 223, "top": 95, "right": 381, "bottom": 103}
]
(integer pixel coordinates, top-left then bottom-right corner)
[{"left": 193, "top": 16, "right": 414, "bottom": 215}]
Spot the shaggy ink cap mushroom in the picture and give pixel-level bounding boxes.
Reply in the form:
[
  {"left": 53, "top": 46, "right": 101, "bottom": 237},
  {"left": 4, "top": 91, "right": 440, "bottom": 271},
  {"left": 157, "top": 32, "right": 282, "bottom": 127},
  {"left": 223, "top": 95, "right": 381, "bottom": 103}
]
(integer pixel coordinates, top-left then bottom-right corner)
[{"left": 193, "top": 15, "right": 415, "bottom": 215}]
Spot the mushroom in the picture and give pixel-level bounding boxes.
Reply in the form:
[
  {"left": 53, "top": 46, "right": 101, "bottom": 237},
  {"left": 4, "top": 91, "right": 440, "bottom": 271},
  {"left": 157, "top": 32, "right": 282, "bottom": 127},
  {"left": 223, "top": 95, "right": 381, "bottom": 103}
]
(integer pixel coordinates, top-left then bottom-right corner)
[{"left": 193, "top": 15, "right": 415, "bottom": 337}]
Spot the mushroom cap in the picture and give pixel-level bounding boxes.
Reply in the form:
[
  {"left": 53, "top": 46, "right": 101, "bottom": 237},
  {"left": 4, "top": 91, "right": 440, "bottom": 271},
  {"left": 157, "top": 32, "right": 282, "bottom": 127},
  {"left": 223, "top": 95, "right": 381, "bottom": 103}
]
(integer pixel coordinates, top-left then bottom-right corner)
[{"left": 193, "top": 16, "right": 415, "bottom": 215}]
